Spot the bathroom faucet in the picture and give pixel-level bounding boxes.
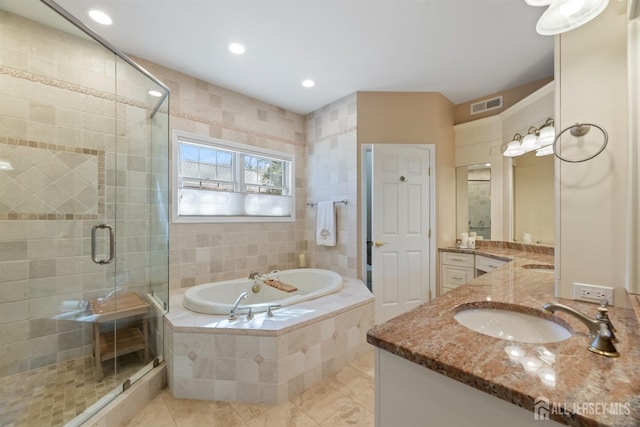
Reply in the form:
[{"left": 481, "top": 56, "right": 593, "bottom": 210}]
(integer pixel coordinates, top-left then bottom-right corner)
[
  {"left": 97, "top": 287, "right": 123, "bottom": 305},
  {"left": 248, "top": 272, "right": 261, "bottom": 280},
  {"left": 228, "top": 291, "right": 249, "bottom": 320},
  {"left": 543, "top": 302, "right": 619, "bottom": 357}
]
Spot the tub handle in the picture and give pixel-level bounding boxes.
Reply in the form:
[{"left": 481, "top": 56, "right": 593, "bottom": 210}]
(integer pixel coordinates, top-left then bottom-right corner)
[{"left": 267, "top": 305, "right": 282, "bottom": 317}]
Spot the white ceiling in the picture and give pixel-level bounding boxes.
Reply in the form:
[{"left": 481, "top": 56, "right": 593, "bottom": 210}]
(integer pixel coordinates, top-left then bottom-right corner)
[{"left": 51, "top": 0, "right": 554, "bottom": 115}]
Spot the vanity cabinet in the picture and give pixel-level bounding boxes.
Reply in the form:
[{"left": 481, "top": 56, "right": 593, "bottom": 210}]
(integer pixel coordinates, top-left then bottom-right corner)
[
  {"left": 476, "top": 255, "right": 507, "bottom": 274},
  {"left": 440, "top": 251, "right": 510, "bottom": 294},
  {"left": 440, "top": 252, "right": 475, "bottom": 294},
  {"left": 375, "top": 348, "right": 562, "bottom": 427}
]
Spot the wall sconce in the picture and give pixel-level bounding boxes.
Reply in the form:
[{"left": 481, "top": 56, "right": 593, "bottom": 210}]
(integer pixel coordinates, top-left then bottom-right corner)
[
  {"left": 503, "top": 134, "right": 525, "bottom": 157},
  {"left": 502, "top": 118, "right": 556, "bottom": 158},
  {"left": 526, "top": 0, "right": 609, "bottom": 36}
]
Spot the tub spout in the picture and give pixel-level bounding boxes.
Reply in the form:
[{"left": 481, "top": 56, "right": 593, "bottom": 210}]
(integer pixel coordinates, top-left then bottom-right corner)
[{"left": 228, "top": 291, "right": 249, "bottom": 320}]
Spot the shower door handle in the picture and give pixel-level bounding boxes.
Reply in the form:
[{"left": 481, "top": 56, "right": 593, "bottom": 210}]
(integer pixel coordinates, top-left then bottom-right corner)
[{"left": 91, "top": 224, "right": 115, "bottom": 265}]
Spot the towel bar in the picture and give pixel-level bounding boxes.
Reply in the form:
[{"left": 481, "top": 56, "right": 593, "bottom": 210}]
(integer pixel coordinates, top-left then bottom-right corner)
[{"left": 306, "top": 199, "right": 348, "bottom": 207}]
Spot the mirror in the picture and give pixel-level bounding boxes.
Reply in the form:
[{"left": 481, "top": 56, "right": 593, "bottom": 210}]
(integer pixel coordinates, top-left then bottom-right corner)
[
  {"left": 512, "top": 151, "right": 554, "bottom": 245},
  {"left": 456, "top": 153, "right": 555, "bottom": 245},
  {"left": 456, "top": 163, "right": 492, "bottom": 240}
]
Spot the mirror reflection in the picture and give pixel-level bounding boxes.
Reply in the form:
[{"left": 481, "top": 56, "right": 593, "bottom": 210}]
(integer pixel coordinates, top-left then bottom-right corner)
[
  {"left": 456, "top": 164, "right": 491, "bottom": 240},
  {"left": 512, "top": 151, "right": 554, "bottom": 245}
]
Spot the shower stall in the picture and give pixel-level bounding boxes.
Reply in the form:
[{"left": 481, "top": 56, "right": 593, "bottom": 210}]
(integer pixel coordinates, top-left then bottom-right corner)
[{"left": 0, "top": 0, "right": 169, "bottom": 425}]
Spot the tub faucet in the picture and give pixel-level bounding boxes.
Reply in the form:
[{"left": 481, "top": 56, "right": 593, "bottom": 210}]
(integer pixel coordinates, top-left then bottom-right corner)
[
  {"left": 248, "top": 271, "right": 262, "bottom": 280},
  {"left": 543, "top": 302, "right": 619, "bottom": 357},
  {"left": 228, "top": 291, "right": 249, "bottom": 320}
]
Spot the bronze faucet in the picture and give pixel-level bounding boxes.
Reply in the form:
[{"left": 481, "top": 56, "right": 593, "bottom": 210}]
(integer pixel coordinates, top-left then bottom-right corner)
[{"left": 543, "top": 301, "right": 619, "bottom": 357}]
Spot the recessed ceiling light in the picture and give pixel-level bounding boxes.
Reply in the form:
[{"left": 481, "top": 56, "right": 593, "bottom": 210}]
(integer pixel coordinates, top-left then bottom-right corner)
[
  {"left": 228, "top": 43, "right": 246, "bottom": 55},
  {"left": 148, "top": 90, "right": 163, "bottom": 98},
  {"left": 88, "top": 9, "right": 112, "bottom": 25},
  {"left": 302, "top": 79, "right": 315, "bottom": 88}
]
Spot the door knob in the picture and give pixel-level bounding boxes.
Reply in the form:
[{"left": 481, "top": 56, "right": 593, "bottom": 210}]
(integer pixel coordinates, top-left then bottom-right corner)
[{"left": 374, "top": 241, "right": 388, "bottom": 247}]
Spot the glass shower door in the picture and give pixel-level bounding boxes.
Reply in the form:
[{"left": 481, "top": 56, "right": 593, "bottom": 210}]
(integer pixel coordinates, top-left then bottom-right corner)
[{"left": 0, "top": 1, "right": 169, "bottom": 425}]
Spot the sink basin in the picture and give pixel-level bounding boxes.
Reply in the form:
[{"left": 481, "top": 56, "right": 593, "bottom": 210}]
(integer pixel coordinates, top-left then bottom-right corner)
[{"left": 454, "top": 304, "right": 571, "bottom": 343}]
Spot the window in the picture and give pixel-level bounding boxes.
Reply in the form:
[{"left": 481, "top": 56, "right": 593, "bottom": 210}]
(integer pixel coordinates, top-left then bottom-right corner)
[{"left": 172, "top": 132, "right": 294, "bottom": 223}]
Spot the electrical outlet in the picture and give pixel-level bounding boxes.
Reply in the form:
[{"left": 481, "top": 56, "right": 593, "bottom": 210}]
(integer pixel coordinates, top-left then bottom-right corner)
[{"left": 572, "top": 282, "right": 614, "bottom": 304}]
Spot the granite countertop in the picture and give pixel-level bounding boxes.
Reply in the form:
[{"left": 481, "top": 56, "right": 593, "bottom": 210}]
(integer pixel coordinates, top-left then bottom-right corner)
[{"left": 367, "top": 244, "right": 640, "bottom": 426}]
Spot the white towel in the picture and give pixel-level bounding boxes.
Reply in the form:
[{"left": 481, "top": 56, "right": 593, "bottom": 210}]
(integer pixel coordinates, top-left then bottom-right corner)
[{"left": 316, "top": 201, "right": 336, "bottom": 246}]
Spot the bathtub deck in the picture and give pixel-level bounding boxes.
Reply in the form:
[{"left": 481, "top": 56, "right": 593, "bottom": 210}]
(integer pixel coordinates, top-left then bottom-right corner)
[{"left": 165, "top": 277, "right": 374, "bottom": 336}]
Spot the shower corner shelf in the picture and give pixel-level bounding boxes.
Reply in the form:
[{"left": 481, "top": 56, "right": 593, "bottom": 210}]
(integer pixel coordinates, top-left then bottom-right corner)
[{"left": 90, "top": 292, "right": 150, "bottom": 382}]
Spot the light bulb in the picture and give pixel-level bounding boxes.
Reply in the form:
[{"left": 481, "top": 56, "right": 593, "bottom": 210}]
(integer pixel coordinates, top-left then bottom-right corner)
[{"left": 560, "top": 0, "right": 586, "bottom": 15}]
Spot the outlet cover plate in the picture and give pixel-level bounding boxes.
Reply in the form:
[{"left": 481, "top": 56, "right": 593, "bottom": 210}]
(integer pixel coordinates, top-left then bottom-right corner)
[{"left": 572, "top": 282, "right": 614, "bottom": 304}]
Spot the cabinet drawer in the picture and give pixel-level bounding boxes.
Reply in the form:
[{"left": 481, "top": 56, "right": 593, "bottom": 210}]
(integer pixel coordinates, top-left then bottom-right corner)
[
  {"left": 443, "top": 265, "right": 474, "bottom": 287},
  {"left": 441, "top": 252, "right": 474, "bottom": 268},
  {"left": 476, "top": 255, "right": 507, "bottom": 273}
]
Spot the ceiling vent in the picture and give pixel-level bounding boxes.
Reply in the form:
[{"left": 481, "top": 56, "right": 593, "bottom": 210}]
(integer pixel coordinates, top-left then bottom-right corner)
[{"left": 470, "top": 95, "right": 503, "bottom": 115}]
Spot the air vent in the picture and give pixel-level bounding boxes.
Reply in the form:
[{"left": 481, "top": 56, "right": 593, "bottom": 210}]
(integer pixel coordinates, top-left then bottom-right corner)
[{"left": 470, "top": 95, "right": 503, "bottom": 115}]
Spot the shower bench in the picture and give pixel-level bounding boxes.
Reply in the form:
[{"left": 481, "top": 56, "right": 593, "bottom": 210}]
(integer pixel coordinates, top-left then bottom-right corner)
[{"left": 89, "top": 292, "right": 150, "bottom": 381}]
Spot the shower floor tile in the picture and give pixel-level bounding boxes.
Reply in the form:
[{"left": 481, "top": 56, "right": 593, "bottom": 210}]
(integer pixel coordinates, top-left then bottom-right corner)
[{"left": 0, "top": 352, "right": 146, "bottom": 427}]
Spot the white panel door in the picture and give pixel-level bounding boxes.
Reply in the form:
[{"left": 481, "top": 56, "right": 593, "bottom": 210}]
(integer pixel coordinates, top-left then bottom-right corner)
[{"left": 372, "top": 144, "right": 432, "bottom": 324}]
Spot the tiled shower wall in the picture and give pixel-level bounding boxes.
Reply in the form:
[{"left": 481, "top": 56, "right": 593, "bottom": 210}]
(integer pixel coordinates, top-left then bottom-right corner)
[
  {"left": 0, "top": 11, "right": 167, "bottom": 376},
  {"left": 304, "top": 94, "right": 358, "bottom": 279},
  {"left": 133, "top": 59, "right": 308, "bottom": 290}
]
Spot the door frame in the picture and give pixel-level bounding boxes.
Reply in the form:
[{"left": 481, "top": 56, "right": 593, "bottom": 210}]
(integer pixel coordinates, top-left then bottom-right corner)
[{"left": 360, "top": 143, "right": 437, "bottom": 310}]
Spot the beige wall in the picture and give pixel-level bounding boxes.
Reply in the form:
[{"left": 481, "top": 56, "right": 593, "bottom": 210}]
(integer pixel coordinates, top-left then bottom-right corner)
[
  {"left": 454, "top": 77, "right": 553, "bottom": 125},
  {"left": 356, "top": 91, "right": 456, "bottom": 281},
  {"left": 556, "top": 2, "right": 628, "bottom": 305}
]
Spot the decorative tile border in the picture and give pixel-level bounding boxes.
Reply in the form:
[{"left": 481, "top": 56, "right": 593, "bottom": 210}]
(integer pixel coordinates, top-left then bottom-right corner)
[
  {"left": 0, "top": 65, "right": 156, "bottom": 111},
  {"left": 0, "top": 136, "right": 104, "bottom": 221}
]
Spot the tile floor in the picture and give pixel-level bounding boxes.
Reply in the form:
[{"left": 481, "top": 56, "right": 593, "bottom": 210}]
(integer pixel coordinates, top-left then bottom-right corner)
[
  {"left": 0, "top": 353, "right": 145, "bottom": 427},
  {"left": 126, "top": 349, "right": 375, "bottom": 427}
]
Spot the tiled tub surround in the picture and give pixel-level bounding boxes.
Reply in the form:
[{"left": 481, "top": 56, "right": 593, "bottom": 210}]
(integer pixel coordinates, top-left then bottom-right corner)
[
  {"left": 165, "top": 277, "right": 374, "bottom": 405},
  {"left": 368, "top": 246, "right": 640, "bottom": 426}
]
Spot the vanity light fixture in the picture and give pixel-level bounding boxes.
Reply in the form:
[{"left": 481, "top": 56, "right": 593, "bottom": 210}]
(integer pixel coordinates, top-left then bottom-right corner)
[
  {"left": 228, "top": 43, "right": 246, "bottom": 55},
  {"left": 503, "top": 117, "right": 556, "bottom": 158},
  {"left": 521, "top": 126, "right": 542, "bottom": 152},
  {"left": 535, "top": 144, "right": 555, "bottom": 156},
  {"left": 503, "top": 134, "right": 525, "bottom": 157},
  {"left": 536, "top": 118, "right": 556, "bottom": 146},
  {"left": 532, "top": 0, "right": 609, "bottom": 36},
  {"left": 88, "top": 9, "right": 112, "bottom": 26}
]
